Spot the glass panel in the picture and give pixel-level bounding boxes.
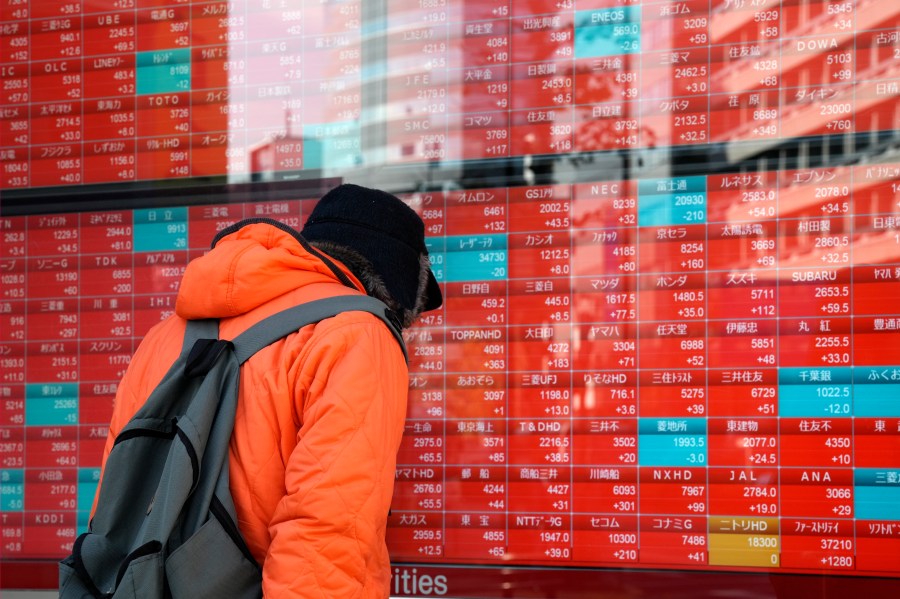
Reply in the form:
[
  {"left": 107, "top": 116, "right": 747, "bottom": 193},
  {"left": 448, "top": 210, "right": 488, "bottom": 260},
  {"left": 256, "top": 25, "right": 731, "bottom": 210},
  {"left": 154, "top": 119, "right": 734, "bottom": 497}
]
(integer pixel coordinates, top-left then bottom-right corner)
[{"left": 1, "top": 0, "right": 899, "bottom": 595}]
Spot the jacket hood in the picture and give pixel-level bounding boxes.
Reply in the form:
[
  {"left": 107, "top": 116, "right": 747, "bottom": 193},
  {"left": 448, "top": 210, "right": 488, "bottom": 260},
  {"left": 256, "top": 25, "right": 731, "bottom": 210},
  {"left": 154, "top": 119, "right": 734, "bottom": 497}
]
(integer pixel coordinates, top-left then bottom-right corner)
[{"left": 175, "top": 219, "right": 363, "bottom": 320}]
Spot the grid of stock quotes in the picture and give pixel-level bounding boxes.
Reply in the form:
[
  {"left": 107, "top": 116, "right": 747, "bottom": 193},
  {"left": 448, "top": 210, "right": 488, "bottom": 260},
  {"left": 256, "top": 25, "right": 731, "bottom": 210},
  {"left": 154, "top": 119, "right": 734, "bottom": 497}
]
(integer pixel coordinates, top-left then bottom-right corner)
[{"left": 1, "top": 0, "right": 900, "bottom": 584}]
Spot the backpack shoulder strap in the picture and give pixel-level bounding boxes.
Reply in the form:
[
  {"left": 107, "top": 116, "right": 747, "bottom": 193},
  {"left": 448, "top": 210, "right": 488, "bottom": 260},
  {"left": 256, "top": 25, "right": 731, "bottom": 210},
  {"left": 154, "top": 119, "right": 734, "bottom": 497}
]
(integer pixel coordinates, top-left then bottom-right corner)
[
  {"left": 182, "top": 317, "right": 219, "bottom": 353},
  {"left": 230, "top": 295, "right": 408, "bottom": 364}
]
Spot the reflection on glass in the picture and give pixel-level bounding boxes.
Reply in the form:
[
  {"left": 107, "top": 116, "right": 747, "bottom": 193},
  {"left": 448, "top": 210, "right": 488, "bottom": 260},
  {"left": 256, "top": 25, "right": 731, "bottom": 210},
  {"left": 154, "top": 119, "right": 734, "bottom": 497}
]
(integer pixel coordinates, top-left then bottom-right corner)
[{"left": 1, "top": 0, "right": 899, "bottom": 590}]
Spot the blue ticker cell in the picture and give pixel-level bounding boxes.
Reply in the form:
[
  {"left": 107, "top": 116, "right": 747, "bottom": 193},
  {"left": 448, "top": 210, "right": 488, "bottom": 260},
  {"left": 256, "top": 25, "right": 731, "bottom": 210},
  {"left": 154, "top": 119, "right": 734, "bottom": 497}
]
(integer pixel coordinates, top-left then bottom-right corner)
[
  {"left": 25, "top": 384, "right": 79, "bottom": 426},
  {"left": 638, "top": 437, "right": 707, "bottom": 467},
  {"left": 854, "top": 387, "right": 900, "bottom": 417},
  {"left": 445, "top": 234, "right": 508, "bottom": 252},
  {"left": 425, "top": 237, "right": 446, "bottom": 254},
  {"left": 78, "top": 468, "right": 101, "bottom": 513},
  {"left": 445, "top": 251, "right": 508, "bottom": 282},
  {"left": 778, "top": 390, "right": 852, "bottom": 417},
  {"left": 78, "top": 512, "right": 91, "bottom": 536},
  {"left": 778, "top": 385, "right": 853, "bottom": 418},
  {"left": 776, "top": 367, "right": 900, "bottom": 417},
  {"left": 638, "top": 176, "right": 707, "bottom": 227},
  {"left": 443, "top": 234, "right": 508, "bottom": 283},
  {"left": 425, "top": 237, "right": 446, "bottom": 283},
  {"left": 574, "top": 6, "right": 641, "bottom": 58},
  {"left": 778, "top": 367, "right": 853, "bottom": 417},
  {"left": 855, "top": 469, "right": 900, "bottom": 521},
  {"left": 136, "top": 49, "right": 191, "bottom": 95},
  {"left": 778, "top": 367, "right": 854, "bottom": 385},
  {"left": 854, "top": 367, "right": 900, "bottom": 416},
  {"left": 637, "top": 418, "right": 707, "bottom": 467},
  {"left": 78, "top": 468, "right": 101, "bottom": 532},
  {"left": 133, "top": 207, "right": 189, "bottom": 252},
  {"left": 638, "top": 418, "right": 707, "bottom": 435},
  {"left": 1, "top": 469, "right": 24, "bottom": 511}
]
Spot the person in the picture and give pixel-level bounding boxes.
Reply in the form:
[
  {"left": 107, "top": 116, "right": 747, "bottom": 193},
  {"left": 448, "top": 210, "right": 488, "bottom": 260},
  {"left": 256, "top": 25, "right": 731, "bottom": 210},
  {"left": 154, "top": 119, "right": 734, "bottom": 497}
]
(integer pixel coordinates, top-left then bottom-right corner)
[{"left": 96, "top": 184, "right": 442, "bottom": 597}]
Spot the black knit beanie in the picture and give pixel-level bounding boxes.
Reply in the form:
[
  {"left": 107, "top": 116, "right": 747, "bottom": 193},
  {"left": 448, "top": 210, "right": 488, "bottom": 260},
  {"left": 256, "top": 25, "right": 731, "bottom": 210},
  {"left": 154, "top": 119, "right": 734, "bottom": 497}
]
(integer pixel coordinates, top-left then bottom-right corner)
[{"left": 301, "top": 184, "right": 442, "bottom": 314}]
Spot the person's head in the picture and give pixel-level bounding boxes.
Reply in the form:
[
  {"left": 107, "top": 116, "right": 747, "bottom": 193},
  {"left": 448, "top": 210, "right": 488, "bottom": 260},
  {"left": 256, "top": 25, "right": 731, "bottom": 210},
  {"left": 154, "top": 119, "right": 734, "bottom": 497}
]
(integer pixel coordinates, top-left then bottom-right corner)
[{"left": 301, "top": 183, "right": 442, "bottom": 328}]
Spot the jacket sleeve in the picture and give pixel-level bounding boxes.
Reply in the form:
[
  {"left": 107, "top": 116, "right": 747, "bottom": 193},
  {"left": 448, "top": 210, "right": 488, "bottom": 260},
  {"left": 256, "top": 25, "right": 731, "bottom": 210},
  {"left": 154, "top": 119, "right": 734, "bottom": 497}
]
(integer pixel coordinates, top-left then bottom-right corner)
[{"left": 263, "top": 317, "right": 409, "bottom": 598}]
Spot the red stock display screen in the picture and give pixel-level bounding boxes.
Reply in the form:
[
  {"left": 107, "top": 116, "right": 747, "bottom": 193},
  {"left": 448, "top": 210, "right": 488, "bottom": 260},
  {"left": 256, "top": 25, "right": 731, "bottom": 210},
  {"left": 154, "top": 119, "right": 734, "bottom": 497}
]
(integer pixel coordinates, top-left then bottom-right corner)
[{"left": 2, "top": 0, "right": 900, "bottom": 596}]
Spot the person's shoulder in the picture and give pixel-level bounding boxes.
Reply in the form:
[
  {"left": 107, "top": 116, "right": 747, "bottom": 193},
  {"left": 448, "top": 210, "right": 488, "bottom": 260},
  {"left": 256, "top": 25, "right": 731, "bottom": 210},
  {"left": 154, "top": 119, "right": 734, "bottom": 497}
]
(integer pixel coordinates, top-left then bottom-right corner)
[
  {"left": 139, "top": 313, "right": 188, "bottom": 350},
  {"left": 301, "top": 308, "right": 406, "bottom": 363},
  {"left": 310, "top": 308, "right": 400, "bottom": 344},
  {"left": 128, "top": 315, "right": 187, "bottom": 378}
]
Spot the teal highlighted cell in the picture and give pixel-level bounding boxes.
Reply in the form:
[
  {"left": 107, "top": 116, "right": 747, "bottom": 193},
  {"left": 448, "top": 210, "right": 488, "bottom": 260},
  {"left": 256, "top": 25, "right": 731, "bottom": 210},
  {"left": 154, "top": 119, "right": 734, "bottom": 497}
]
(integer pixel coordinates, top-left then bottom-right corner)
[
  {"left": 854, "top": 367, "right": 900, "bottom": 416},
  {"left": 638, "top": 176, "right": 707, "bottom": 196},
  {"left": 778, "top": 388, "right": 851, "bottom": 417},
  {"left": 1, "top": 470, "right": 24, "bottom": 511},
  {"left": 78, "top": 468, "right": 101, "bottom": 514},
  {"left": 779, "top": 367, "right": 853, "bottom": 417},
  {"left": 638, "top": 417, "right": 707, "bottom": 435},
  {"left": 779, "top": 399, "right": 851, "bottom": 418},
  {"left": 638, "top": 437, "right": 707, "bottom": 467},
  {"left": 638, "top": 418, "right": 707, "bottom": 467},
  {"left": 574, "top": 6, "right": 641, "bottom": 58},
  {"left": 137, "top": 49, "right": 191, "bottom": 95},
  {"left": 443, "top": 234, "right": 508, "bottom": 283},
  {"left": 78, "top": 511, "right": 91, "bottom": 535},
  {"left": 429, "top": 257, "right": 445, "bottom": 283},
  {"left": 779, "top": 367, "right": 853, "bottom": 385},
  {"left": 0, "top": 469, "right": 23, "bottom": 483},
  {"left": 446, "top": 234, "right": 507, "bottom": 252},
  {"left": 445, "top": 250, "right": 508, "bottom": 282},
  {"left": 856, "top": 468, "right": 900, "bottom": 486},
  {"left": 79, "top": 468, "right": 100, "bottom": 531},
  {"left": 425, "top": 237, "right": 446, "bottom": 253},
  {"left": 853, "top": 385, "right": 900, "bottom": 416},
  {"left": 638, "top": 176, "right": 707, "bottom": 226},
  {"left": 302, "top": 121, "right": 361, "bottom": 169},
  {"left": 855, "top": 469, "right": 900, "bottom": 520},
  {"left": 25, "top": 384, "right": 79, "bottom": 426},
  {"left": 134, "top": 207, "right": 188, "bottom": 252},
  {"left": 425, "top": 238, "right": 446, "bottom": 283}
]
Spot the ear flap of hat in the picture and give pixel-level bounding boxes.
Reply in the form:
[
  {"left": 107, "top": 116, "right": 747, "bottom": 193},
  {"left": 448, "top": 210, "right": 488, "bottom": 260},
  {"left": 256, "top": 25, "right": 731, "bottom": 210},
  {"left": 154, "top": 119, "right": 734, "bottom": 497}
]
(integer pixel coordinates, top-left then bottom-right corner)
[{"left": 423, "top": 266, "right": 442, "bottom": 311}]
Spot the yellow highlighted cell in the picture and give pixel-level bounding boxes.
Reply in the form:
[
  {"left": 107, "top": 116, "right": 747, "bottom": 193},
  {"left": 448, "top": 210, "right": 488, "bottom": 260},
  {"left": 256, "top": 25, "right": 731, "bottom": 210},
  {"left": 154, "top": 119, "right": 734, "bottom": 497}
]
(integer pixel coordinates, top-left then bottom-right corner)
[{"left": 708, "top": 533, "right": 780, "bottom": 568}]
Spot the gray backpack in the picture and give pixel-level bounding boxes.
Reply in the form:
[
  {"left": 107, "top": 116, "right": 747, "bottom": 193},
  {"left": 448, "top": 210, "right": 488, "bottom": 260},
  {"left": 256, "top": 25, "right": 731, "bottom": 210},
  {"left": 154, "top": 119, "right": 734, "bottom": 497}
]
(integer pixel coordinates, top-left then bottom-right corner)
[{"left": 59, "top": 295, "right": 406, "bottom": 599}]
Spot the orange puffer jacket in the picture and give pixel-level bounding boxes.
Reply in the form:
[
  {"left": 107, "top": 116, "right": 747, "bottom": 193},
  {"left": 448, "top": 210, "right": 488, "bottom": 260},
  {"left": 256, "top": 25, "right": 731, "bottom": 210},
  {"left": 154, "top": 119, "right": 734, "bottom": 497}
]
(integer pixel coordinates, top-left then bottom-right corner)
[{"left": 98, "top": 221, "right": 409, "bottom": 598}]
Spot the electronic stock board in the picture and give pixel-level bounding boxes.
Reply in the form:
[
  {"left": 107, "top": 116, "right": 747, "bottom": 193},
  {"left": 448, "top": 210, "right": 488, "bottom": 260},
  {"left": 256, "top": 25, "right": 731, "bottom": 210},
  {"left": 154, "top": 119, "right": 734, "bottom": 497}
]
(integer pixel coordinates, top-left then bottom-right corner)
[{"left": 1, "top": 0, "right": 900, "bottom": 596}]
